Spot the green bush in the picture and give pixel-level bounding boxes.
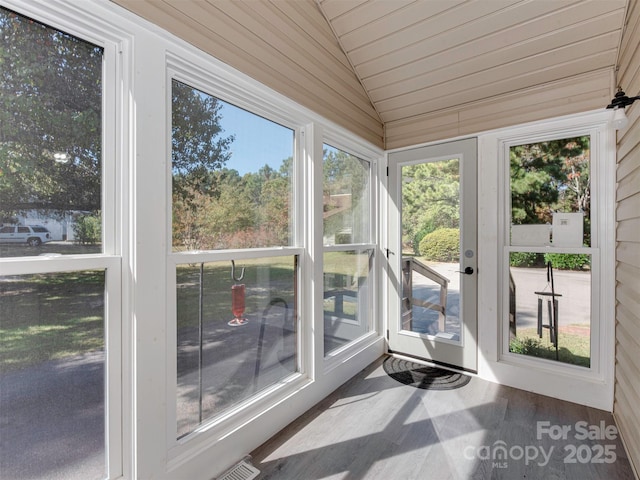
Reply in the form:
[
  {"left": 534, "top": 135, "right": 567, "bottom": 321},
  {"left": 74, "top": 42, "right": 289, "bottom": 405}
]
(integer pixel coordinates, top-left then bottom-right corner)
[
  {"left": 509, "top": 251, "right": 543, "bottom": 267},
  {"left": 334, "top": 232, "right": 352, "bottom": 244},
  {"left": 73, "top": 214, "right": 101, "bottom": 245},
  {"left": 543, "top": 252, "right": 590, "bottom": 270},
  {"left": 412, "top": 225, "right": 435, "bottom": 255},
  {"left": 509, "top": 336, "right": 544, "bottom": 356},
  {"left": 418, "top": 228, "right": 459, "bottom": 262}
]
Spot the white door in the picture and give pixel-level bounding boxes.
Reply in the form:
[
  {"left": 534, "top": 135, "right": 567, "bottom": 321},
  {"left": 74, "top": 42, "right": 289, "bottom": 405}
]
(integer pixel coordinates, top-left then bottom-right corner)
[{"left": 387, "top": 138, "right": 478, "bottom": 371}]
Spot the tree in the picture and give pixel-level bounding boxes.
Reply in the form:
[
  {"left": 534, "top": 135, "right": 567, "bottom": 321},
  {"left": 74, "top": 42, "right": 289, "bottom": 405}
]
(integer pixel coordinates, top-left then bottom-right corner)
[
  {"left": 510, "top": 136, "right": 590, "bottom": 227},
  {"left": 401, "top": 159, "right": 460, "bottom": 253},
  {"left": 172, "top": 159, "right": 294, "bottom": 251},
  {"left": 323, "top": 148, "right": 369, "bottom": 241},
  {"left": 171, "top": 80, "right": 234, "bottom": 205},
  {"left": 0, "top": 8, "right": 103, "bottom": 217},
  {"left": 170, "top": 80, "right": 239, "bottom": 249}
]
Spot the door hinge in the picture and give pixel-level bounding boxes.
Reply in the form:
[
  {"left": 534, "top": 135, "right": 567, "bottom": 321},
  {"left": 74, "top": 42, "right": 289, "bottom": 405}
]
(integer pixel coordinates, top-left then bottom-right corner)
[
  {"left": 386, "top": 166, "right": 389, "bottom": 176},
  {"left": 386, "top": 329, "right": 389, "bottom": 340}
]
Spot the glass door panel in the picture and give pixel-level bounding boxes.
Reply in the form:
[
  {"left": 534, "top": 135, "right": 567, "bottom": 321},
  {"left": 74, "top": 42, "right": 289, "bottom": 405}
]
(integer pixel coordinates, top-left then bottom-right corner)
[{"left": 388, "top": 138, "right": 477, "bottom": 371}]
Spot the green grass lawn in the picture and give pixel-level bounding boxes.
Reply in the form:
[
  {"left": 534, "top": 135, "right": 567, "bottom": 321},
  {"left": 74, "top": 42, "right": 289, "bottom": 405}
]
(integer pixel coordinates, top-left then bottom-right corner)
[
  {"left": 0, "top": 251, "right": 373, "bottom": 373},
  {"left": 0, "top": 270, "right": 105, "bottom": 373},
  {"left": 0, "top": 242, "right": 101, "bottom": 258},
  {"left": 510, "top": 326, "right": 590, "bottom": 367},
  {"left": 176, "top": 256, "right": 298, "bottom": 329}
]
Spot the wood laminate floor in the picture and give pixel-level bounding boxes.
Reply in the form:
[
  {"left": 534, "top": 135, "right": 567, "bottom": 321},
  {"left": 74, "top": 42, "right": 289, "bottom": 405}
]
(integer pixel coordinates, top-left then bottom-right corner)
[{"left": 251, "top": 356, "right": 635, "bottom": 480}]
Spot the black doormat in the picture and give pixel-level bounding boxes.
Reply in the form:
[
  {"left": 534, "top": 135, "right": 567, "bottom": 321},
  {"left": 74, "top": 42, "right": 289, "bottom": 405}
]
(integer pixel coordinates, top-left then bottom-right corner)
[{"left": 383, "top": 356, "right": 471, "bottom": 390}]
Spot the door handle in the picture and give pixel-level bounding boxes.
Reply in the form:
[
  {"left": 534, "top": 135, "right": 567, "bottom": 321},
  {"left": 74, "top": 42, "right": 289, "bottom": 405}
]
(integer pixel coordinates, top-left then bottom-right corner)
[{"left": 457, "top": 266, "right": 474, "bottom": 275}]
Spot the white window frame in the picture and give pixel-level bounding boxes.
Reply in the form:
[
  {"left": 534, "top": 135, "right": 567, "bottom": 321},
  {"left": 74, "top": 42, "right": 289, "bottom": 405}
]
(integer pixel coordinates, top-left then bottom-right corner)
[
  {"left": 477, "top": 110, "right": 616, "bottom": 410},
  {"left": 499, "top": 128, "right": 602, "bottom": 377},
  {"left": 0, "top": 1, "right": 130, "bottom": 477},
  {"left": 162, "top": 54, "right": 383, "bottom": 462},
  {"left": 165, "top": 56, "right": 309, "bottom": 456},
  {"left": 3, "top": 2, "right": 385, "bottom": 477},
  {"left": 320, "top": 137, "right": 378, "bottom": 371}
]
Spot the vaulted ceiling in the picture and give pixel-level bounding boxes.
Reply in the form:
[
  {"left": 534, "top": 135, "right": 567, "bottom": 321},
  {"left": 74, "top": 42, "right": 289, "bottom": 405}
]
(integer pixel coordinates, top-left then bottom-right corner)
[
  {"left": 112, "top": 0, "right": 629, "bottom": 148},
  {"left": 316, "top": 0, "right": 627, "bottom": 124}
]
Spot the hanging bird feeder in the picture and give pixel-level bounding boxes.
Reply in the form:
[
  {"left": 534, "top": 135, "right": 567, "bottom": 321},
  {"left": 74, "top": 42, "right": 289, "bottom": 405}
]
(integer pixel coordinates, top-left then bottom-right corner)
[{"left": 228, "top": 260, "right": 248, "bottom": 326}]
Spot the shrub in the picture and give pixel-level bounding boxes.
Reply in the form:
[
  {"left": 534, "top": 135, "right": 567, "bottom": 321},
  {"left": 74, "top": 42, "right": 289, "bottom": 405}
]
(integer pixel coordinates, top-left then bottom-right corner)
[
  {"left": 418, "top": 228, "right": 459, "bottom": 262},
  {"left": 412, "top": 225, "right": 435, "bottom": 255},
  {"left": 509, "top": 251, "right": 543, "bottom": 267},
  {"left": 73, "top": 214, "right": 101, "bottom": 244},
  {"left": 335, "top": 232, "right": 352, "bottom": 244},
  {"left": 509, "top": 336, "right": 544, "bottom": 356},
  {"left": 543, "top": 252, "right": 590, "bottom": 270}
]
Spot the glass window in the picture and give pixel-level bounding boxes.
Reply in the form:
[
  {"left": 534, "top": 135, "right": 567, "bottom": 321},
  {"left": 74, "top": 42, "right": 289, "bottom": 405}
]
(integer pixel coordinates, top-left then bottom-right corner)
[
  {"left": 507, "top": 136, "right": 592, "bottom": 367},
  {"left": 171, "top": 80, "right": 294, "bottom": 251},
  {"left": 176, "top": 255, "right": 298, "bottom": 438},
  {"left": 0, "top": 270, "right": 106, "bottom": 479},
  {"left": 510, "top": 136, "right": 590, "bottom": 247},
  {"left": 400, "top": 158, "right": 461, "bottom": 340},
  {"left": 0, "top": 9, "right": 115, "bottom": 480},
  {"left": 508, "top": 253, "right": 591, "bottom": 368},
  {"left": 322, "top": 145, "right": 373, "bottom": 356},
  {"left": 322, "top": 145, "right": 371, "bottom": 246},
  {"left": 323, "top": 249, "right": 373, "bottom": 353},
  {"left": 0, "top": 7, "right": 104, "bottom": 257}
]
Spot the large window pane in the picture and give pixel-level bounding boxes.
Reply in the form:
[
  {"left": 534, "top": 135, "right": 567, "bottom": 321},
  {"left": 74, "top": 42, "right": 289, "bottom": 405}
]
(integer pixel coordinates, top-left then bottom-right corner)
[
  {"left": 510, "top": 136, "right": 590, "bottom": 247},
  {"left": 323, "top": 249, "right": 372, "bottom": 355},
  {"left": 400, "top": 158, "right": 460, "bottom": 340},
  {"left": 0, "top": 270, "right": 106, "bottom": 479},
  {"left": 0, "top": 8, "right": 104, "bottom": 258},
  {"left": 172, "top": 80, "right": 294, "bottom": 251},
  {"left": 508, "top": 253, "right": 591, "bottom": 367},
  {"left": 507, "top": 135, "right": 592, "bottom": 368},
  {"left": 322, "top": 145, "right": 370, "bottom": 245},
  {"left": 177, "top": 256, "right": 298, "bottom": 438}
]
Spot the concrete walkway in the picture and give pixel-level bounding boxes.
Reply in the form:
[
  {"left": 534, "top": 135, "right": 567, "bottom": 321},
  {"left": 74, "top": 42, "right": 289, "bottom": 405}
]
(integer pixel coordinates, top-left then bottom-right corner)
[{"left": 405, "top": 262, "right": 591, "bottom": 339}]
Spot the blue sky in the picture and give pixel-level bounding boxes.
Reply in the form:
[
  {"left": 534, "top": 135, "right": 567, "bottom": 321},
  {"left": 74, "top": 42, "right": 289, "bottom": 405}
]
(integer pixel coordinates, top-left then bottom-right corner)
[{"left": 218, "top": 101, "right": 294, "bottom": 176}]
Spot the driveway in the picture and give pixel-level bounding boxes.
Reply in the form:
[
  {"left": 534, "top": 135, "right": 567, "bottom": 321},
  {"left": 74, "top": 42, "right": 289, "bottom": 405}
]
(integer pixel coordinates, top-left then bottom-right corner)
[
  {"left": 510, "top": 266, "right": 591, "bottom": 330},
  {"left": 403, "top": 262, "right": 591, "bottom": 338},
  {"left": 0, "top": 352, "right": 105, "bottom": 480}
]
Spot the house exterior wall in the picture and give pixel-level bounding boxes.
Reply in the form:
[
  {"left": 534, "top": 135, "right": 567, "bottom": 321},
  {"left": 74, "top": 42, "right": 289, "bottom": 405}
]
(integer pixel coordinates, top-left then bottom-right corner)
[
  {"left": 614, "top": 0, "right": 640, "bottom": 476},
  {"left": 111, "top": 0, "right": 384, "bottom": 148},
  {"left": 10, "top": 211, "right": 85, "bottom": 241}
]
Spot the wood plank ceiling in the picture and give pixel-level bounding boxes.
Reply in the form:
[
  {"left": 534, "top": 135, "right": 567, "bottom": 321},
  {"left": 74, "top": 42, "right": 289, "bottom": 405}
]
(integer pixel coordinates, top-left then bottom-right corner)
[
  {"left": 112, "top": 0, "right": 628, "bottom": 148},
  {"left": 316, "top": 0, "right": 628, "bottom": 125}
]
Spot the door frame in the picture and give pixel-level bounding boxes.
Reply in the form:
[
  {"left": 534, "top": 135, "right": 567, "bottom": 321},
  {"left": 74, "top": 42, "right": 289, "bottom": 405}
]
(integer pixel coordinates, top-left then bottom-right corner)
[{"left": 386, "top": 138, "right": 478, "bottom": 372}]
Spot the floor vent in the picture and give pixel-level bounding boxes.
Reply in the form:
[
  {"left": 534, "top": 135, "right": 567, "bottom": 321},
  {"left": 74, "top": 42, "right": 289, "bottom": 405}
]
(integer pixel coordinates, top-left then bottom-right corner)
[{"left": 216, "top": 459, "right": 260, "bottom": 480}]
